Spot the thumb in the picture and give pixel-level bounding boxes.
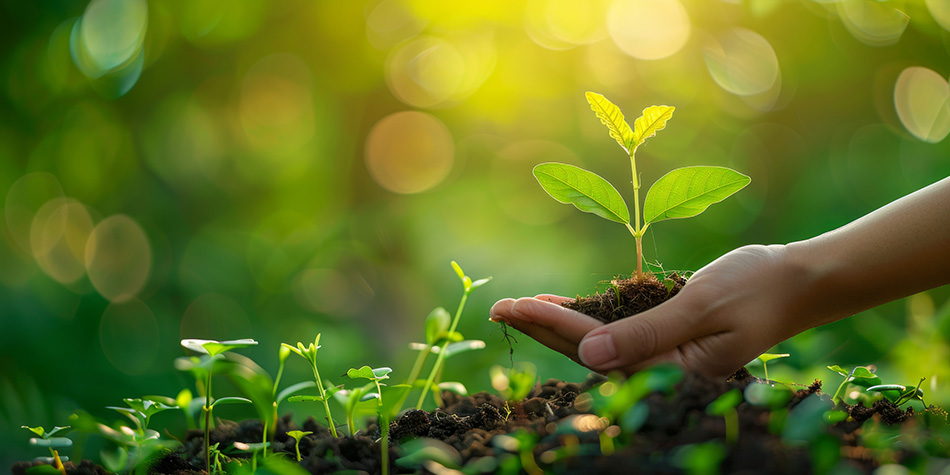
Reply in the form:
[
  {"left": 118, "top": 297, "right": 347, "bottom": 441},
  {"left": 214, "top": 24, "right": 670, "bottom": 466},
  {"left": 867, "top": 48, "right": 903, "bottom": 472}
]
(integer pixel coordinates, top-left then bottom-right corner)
[{"left": 577, "top": 295, "right": 705, "bottom": 372}]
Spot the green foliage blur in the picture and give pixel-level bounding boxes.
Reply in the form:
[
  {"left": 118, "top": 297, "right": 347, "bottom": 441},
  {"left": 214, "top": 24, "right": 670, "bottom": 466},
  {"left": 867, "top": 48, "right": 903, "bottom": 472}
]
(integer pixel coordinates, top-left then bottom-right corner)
[{"left": 3, "top": 0, "right": 950, "bottom": 467}]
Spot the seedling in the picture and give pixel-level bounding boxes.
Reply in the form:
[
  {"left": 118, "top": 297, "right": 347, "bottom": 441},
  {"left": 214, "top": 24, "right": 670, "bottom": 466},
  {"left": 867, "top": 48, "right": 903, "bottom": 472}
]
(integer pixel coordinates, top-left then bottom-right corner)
[
  {"left": 261, "top": 343, "right": 315, "bottom": 456},
  {"left": 534, "top": 92, "right": 751, "bottom": 278},
  {"left": 706, "top": 389, "right": 743, "bottom": 444},
  {"left": 866, "top": 378, "right": 927, "bottom": 407},
  {"left": 286, "top": 430, "right": 312, "bottom": 462},
  {"left": 415, "top": 261, "right": 491, "bottom": 409},
  {"left": 490, "top": 362, "right": 538, "bottom": 402},
  {"left": 21, "top": 425, "right": 72, "bottom": 474},
  {"left": 180, "top": 338, "right": 258, "bottom": 474},
  {"left": 827, "top": 364, "right": 882, "bottom": 406},
  {"left": 755, "top": 353, "right": 790, "bottom": 381},
  {"left": 283, "top": 334, "right": 340, "bottom": 437},
  {"left": 347, "top": 365, "right": 409, "bottom": 475}
]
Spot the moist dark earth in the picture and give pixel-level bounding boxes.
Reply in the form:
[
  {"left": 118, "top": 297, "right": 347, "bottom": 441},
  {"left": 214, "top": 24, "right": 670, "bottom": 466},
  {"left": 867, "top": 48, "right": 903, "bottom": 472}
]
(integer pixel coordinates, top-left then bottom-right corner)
[{"left": 562, "top": 273, "right": 687, "bottom": 324}]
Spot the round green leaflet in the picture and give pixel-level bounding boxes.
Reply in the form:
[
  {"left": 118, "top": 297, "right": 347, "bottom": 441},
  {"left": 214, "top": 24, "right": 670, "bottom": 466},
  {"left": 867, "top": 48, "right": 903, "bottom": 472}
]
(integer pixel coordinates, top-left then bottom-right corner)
[{"left": 532, "top": 162, "right": 630, "bottom": 224}]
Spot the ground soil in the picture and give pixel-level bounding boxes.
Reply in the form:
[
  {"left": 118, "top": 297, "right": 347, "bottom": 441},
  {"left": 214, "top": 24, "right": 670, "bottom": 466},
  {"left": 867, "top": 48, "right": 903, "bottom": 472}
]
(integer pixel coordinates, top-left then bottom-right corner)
[
  {"left": 13, "top": 368, "right": 944, "bottom": 475},
  {"left": 562, "top": 273, "right": 687, "bottom": 324}
]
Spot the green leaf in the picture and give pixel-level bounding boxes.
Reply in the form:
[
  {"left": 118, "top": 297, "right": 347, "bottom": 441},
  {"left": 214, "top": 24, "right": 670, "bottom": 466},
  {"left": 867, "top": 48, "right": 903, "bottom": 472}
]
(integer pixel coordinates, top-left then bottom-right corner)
[
  {"left": 209, "top": 396, "right": 252, "bottom": 408},
  {"left": 848, "top": 367, "right": 882, "bottom": 388},
  {"left": 347, "top": 366, "right": 392, "bottom": 381},
  {"left": 827, "top": 365, "right": 849, "bottom": 377},
  {"left": 286, "top": 430, "right": 313, "bottom": 442},
  {"left": 706, "top": 389, "right": 743, "bottom": 416},
  {"left": 21, "top": 426, "right": 45, "bottom": 437},
  {"left": 28, "top": 437, "right": 72, "bottom": 448},
  {"left": 757, "top": 353, "right": 790, "bottom": 364},
  {"left": 287, "top": 395, "right": 326, "bottom": 403},
  {"left": 425, "top": 307, "right": 451, "bottom": 345},
  {"left": 585, "top": 91, "right": 635, "bottom": 153},
  {"left": 643, "top": 166, "right": 751, "bottom": 224},
  {"left": 469, "top": 277, "right": 492, "bottom": 291},
  {"left": 631, "top": 105, "right": 675, "bottom": 151},
  {"left": 443, "top": 340, "right": 486, "bottom": 358},
  {"left": 180, "top": 338, "right": 258, "bottom": 357},
  {"left": 276, "top": 381, "right": 317, "bottom": 404},
  {"left": 533, "top": 163, "right": 630, "bottom": 224}
]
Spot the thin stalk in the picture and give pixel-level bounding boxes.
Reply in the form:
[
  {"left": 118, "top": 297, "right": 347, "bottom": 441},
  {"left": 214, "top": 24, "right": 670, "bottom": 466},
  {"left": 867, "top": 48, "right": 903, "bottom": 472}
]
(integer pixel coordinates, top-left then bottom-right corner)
[
  {"left": 380, "top": 412, "right": 390, "bottom": 475},
  {"left": 205, "top": 369, "right": 213, "bottom": 474},
  {"left": 405, "top": 347, "right": 430, "bottom": 388},
  {"left": 311, "top": 364, "right": 339, "bottom": 437},
  {"left": 629, "top": 151, "right": 643, "bottom": 278},
  {"left": 416, "top": 291, "right": 470, "bottom": 409}
]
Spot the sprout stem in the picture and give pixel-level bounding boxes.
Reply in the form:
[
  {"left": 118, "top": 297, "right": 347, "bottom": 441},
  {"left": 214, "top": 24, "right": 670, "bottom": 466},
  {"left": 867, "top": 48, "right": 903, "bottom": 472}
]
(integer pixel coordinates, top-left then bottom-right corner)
[
  {"left": 310, "top": 363, "right": 339, "bottom": 438},
  {"left": 629, "top": 151, "right": 643, "bottom": 278},
  {"left": 416, "top": 290, "right": 470, "bottom": 409},
  {"left": 205, "top": 368, "right": 213, "bottom": 474}
]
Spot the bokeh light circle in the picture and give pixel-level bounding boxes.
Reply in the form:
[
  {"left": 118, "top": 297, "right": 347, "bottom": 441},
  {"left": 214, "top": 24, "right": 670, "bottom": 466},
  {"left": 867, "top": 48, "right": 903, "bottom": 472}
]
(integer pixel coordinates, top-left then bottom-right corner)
[
  {"left": 79, "top": 0, "right": 148, "bottom": 74},
  {"left": 387, "top": 36, "right": 465, "bottom": 108},
  {"left": 85, "top": 215, "right": 152, "bottom": 302},
  {"left": 99, "top": 298, "right": 159, "bottom": 375},
  {"left": 928, "top": 0, "right": 950, "bottom": 32},
  {"left": 365, "top": 0, "right": 427, "bottom": 49},
  {"left": 179, "top": 293, "right": 253, "bottom": 341},
  {"left": 365, "top": 111, "right": 454, "bottom": 194},
  {"left": 704, "top": 28, "right": 780, "bottom": 97},
  {"left": 525, "top": 0, "right": 610, "bottom": 50},
  {"left": 608, "top": 0, "right": 691, "bottom": 61},
  {"left": 30, "top": 198, "right": 94, "bottom": 285},
  {"left": 837, "top": 0, "right": 909, "bottom": 47},
  {"left": 5, "top": 172, "right": 65, "bottom": 254},
  {"left": 894, "top": 67, "right": 950, "bottom": 143}
]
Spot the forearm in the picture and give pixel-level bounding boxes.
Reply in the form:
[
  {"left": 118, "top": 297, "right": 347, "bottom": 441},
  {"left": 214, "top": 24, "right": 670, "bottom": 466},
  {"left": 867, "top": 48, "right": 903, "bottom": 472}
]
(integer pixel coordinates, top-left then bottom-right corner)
[{"left": 788, "top": 176, "right": 950, "bottom": 327}]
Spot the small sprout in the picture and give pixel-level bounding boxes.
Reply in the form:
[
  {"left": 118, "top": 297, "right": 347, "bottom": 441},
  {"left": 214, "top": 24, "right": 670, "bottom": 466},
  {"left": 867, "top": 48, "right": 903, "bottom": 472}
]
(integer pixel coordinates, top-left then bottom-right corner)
[
  {"left": 282, "top": 334, "right": 339, "bottom": 438},
  {"left": 827, "top": 364, "right": 881, "bottom": 405},
  {"left": 756, "top": 353, "right": 790, "bottom": 381},
  {"left": 180, "top": 337, "right": 258, "bottom": 474},
  {"left": 534, "top": 92, "right": 750, "bottom": 277},
  {"left": 706, "top": 389, "right": 743, "bottom": 445},
  {"left": 346, "top": 366, "right": 392, "bottom": 406},
  {"left": 22, "top": 425, "right": 72, "bottom": 474},
  {"left": 490, "top": 362, "right": 537, "bottom": 402},
  {"left": 415, "top": 261, "right": 490, "bottom": 409},
  {"left": 286, "top": 430, "right": 312, "bottom": 462}
]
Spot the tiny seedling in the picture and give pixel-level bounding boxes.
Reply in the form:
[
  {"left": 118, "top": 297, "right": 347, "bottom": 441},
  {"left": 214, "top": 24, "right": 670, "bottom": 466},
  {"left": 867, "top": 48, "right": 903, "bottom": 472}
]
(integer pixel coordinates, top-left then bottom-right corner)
[
  {"left": 827, "top": 364, "right": 882, "bottom": 406},
  {"left": 262, "top": 343, "right": 315, "bottom": 456},
  {"left": 283, "top": 334, "right": 340, "bottom": 437},
  {"left": 347, "top": 366, "right": 407, "bottom": 475},
  {"left": 706, "top": 389, "right": 743, "bottom": 445},
  {"left": 21, "top": 425, "right": 72, "bottom": 474},
  {"left": 534, "top": 92, "right": 751, "bottom": 278},
  {"left": 490, "top": 362, "right": 538, "bottom": 402},
  {"left": 415, "top": 261, "right": 491, "bottom": 409},
  {"left": 866, "top": 378, "right": 927, "bottom": 407},
  {"left": 286, "top": 430, "right": 312, "bottom": 462},
  {"left": 755, "top": 353, "right": 790, "bottom": 382},
  {"left": 180, "top": 338, "right": 258, "bottom": 474}
]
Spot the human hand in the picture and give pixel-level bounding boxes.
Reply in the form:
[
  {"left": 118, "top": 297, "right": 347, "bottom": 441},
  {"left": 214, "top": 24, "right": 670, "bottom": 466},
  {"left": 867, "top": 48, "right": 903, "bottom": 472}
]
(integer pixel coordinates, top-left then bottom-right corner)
[{"left": 489, "top": 244, "right": 817, "bottom": 378}]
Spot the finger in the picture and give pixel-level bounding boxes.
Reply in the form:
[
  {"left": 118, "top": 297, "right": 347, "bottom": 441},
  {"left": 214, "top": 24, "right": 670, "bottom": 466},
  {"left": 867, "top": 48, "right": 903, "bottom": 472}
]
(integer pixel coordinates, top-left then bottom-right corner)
[
  {"left": 502, "top": 318, "right": 585, "bottom": 364},
  {"left": 534, "top": 294, "right": 573, "bottom": 304},
  {"left": 509, "top": 297, "right": 601, "bottom": 340},
  {"left": 489, "top": 298, "right": 516, "bottom": 323},
  {"left": 577, "top": 295, "right": 708, "bottom": 372}
]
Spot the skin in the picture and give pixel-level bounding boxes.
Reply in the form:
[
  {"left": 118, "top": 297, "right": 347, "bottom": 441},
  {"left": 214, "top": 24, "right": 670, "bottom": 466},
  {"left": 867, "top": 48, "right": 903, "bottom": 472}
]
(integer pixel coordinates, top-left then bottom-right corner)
[{"left": 490, "top": 177, "right": 950, "bottom": 379}]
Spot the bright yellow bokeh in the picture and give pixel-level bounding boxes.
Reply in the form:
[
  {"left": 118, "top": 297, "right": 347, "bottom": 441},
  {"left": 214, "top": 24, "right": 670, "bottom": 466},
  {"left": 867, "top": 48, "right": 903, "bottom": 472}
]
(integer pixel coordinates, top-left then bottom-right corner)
[
  {"left": 894, "top": 66, "right": 950, "bottom": 143},
  {"left": 608, "top": 0, "right": 690, "bottom": 61}
]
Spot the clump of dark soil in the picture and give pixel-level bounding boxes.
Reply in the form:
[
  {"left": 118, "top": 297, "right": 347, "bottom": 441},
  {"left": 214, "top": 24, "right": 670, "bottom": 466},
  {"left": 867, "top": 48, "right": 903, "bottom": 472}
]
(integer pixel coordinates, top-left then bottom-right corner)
[{"left": 563, "top": 272, "right": 687, "bottom": 323}]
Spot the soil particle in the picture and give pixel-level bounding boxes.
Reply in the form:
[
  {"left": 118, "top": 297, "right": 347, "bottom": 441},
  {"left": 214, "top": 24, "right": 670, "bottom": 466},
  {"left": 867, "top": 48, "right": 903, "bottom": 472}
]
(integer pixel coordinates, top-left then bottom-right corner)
[{"left": 562, "top": 273, "right": 687, "bottom": 323}]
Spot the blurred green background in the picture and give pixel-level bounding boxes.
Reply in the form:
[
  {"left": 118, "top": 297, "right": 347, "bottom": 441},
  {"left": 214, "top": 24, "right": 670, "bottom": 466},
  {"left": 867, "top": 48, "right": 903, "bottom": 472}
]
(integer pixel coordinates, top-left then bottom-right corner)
[{"left": 3, "top": 0, "right": 950, "bottom": 466}]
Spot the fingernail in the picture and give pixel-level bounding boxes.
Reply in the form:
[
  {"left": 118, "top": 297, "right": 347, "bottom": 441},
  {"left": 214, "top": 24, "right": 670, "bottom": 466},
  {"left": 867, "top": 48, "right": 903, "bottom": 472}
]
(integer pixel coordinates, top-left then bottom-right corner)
[{"left": 579, "top": 333, "right": 617, "bottom": 367}]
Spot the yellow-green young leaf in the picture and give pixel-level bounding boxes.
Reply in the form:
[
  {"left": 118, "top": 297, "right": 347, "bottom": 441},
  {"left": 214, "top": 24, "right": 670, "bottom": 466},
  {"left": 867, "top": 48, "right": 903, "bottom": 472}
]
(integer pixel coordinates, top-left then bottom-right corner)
[
  {"left": 533, "top": 163, "right": 630, "bottom": 224},
  {"left": 643, "top": 166, "right": 751, "bottom": 224},
  {"left": 632, "top": 105, "right": 675, "bottom": 151},
  {"left": 586, "top": 92, "right": 635, "bottom": 153}
]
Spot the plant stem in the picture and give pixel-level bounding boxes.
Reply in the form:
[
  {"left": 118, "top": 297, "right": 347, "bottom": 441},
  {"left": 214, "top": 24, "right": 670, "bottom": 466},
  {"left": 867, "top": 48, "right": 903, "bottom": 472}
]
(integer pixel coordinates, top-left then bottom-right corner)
[
  {"left": 380, "top": 412, "right": 390, "bottom": 475},
  {"left": 311, "top": 364, "right": 339, "bottom": 437},
  {"left": 205, "top": 368, "right": 213, "bottom": 474},
  {"left": 629, "top": 151, "right": 643, "bottom": 278},
  {"left": 416, "top": 291, "right": 470, "bottom": 409}
]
